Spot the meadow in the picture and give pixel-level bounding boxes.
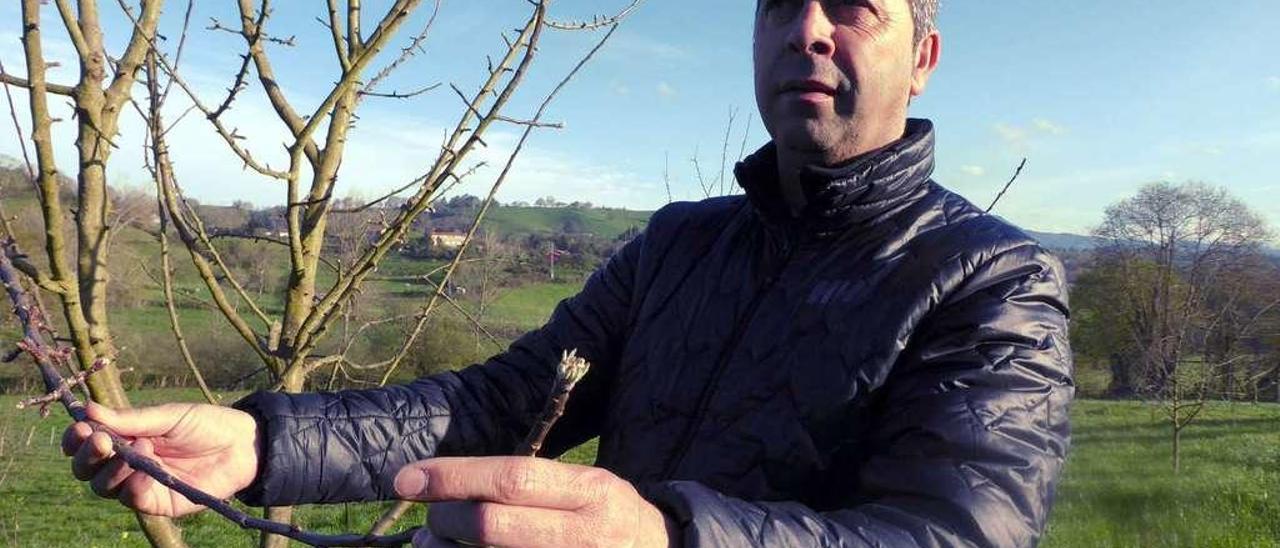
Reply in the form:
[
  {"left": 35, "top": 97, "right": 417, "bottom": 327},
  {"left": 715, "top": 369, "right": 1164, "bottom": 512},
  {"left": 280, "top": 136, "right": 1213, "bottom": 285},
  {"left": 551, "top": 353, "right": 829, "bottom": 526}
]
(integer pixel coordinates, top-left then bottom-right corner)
[
  {"left": 0, "top": 179, "right": 1275, "bottom": 546},
  {"left": 0, "top": 391, "right": 1276, "bottom": 546}
]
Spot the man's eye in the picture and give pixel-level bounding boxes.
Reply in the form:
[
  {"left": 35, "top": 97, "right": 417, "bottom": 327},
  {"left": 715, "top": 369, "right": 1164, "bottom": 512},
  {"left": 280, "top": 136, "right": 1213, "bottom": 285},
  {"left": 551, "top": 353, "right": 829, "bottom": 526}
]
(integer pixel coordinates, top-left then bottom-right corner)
[
  {"left": 760, "top": 0, "right": 801, "bottom": 23},
  {"left": 760, "top": 0, "right": 875, "bottom": 25}
]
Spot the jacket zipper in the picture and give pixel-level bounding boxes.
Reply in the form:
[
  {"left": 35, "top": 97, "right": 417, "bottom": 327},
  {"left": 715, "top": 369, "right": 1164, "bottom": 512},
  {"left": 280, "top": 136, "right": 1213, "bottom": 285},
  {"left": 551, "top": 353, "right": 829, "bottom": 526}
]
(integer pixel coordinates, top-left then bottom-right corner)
[{"left": 658, "top": 229, "right": 799, "bottom": 480}]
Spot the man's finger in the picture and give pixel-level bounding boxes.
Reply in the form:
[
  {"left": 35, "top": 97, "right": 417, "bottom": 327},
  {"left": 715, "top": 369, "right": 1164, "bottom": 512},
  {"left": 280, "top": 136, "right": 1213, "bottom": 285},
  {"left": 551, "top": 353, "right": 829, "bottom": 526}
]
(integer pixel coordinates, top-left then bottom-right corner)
[
  {"left": 412, "top": 528, "right": 465, "bottom": 548},
  {"left": 86, "top": 402, "right": 193, "bottom": 438},
  {"left": 394, "top": 457, "right": 607, "bottom": 509},
  {"left": 71, "top": 430, "right": 114, "bottom": 481},
  {"left": 61, "top": 421, "right": 93, "bottom": 457},
  {"left": 90, "top": 446, "right": 134, "bottom": 498},
  {"left": 427, "top": 501, "right": 576, "bottom": 548}
]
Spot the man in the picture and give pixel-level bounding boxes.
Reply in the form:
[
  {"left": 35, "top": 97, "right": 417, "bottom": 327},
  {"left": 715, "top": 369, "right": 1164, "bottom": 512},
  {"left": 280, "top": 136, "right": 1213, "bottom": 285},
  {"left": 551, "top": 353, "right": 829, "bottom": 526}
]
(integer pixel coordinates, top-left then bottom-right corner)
[{"left": 65, "top": 1, "right": 1074, "bottom": 546}]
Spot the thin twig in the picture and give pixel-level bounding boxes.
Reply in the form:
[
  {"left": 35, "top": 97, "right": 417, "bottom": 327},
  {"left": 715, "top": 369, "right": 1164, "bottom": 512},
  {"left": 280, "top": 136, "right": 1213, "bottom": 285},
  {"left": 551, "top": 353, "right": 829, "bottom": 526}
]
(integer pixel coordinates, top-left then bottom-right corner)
[
  {"left": 361, "top": 0, "right": 443, "bottom": 98},
  {"left": 208, "top": 17, "right": 297, "bottom": 46},
  {"left": 16, "top": 358, "right": 108, "bottom": 417},
  {"left": 358, "top": 82, "right": 442, "bottom": 100},
  {"left": 371, "top": 350, "right": 591, "bottom": 536},
  {"left": 985, "top": 157, "right": 1027, "bottom": 214},
  {"left": 543, "top": 0, "right": 644, "bottom": 30},
  {"left": 159, "top": 0, "right": 197, "bottom": 103},
  {"left": 516, "top": 350, "right": 591, "bottom": 455},
  {"left": 0, "top": 60, "right": 36, "bottom": 183}
]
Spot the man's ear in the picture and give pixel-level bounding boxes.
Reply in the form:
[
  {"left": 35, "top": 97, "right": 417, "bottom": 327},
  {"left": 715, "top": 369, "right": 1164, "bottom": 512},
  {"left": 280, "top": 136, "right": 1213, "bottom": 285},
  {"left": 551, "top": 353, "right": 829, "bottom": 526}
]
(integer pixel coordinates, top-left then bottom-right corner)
[{"left": 910, "top": 31, "right": 942, "bottom": 97}]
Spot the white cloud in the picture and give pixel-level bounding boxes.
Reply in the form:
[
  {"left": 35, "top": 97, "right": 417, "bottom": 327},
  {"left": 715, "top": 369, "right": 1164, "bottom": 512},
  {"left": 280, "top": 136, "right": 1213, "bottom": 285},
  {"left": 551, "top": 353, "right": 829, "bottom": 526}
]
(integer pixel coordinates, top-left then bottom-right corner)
[
  {"left": 656, "top": 82, "right": 677, "bottom": 98},
  {"left": 993, "top": 123, "right": 1028, "bottom": 146},
  {"left": 959, "top": 165, "right": 986, "bottom": 177},
  {"left": 1267, "top": 76, "right": 1280, "bottom": 92},
  {"left": 992, "top": 118, "right": 1066, "bottom": 151},
  {"left": 1032, "top": 118, "right": 1067, "bottom": 136},
  {"left": 610, "top": 79, "right": 631, "bottom": 96},
  {"left": 608, "top": 33, "right": 689, "bottom": 62}
]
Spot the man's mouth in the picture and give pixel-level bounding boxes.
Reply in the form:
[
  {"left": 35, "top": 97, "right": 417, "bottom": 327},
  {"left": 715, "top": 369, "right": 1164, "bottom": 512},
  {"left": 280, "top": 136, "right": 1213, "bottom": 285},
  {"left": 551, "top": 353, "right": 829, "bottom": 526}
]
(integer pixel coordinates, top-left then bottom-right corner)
[{"left": 781, "top": 79, "right": 837, "bottom": 96}]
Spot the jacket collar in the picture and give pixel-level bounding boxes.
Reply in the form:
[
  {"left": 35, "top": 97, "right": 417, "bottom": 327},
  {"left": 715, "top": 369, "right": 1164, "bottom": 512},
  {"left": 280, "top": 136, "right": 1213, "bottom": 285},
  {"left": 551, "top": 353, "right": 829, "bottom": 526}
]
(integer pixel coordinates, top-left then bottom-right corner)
[{"left": 735, "top": 117, "right": 936, "bottom": 237}]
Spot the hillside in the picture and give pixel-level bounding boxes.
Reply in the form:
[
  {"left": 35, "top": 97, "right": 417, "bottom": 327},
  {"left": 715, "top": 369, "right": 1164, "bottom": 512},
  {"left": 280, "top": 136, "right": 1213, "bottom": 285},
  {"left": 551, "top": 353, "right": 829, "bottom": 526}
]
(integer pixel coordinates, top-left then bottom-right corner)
[
  {"left": 1026, "top": 230, "right": 1099, "bottom": 250},
  {"left": 476, "top": 205, "right": 650, "bottom": 239}
]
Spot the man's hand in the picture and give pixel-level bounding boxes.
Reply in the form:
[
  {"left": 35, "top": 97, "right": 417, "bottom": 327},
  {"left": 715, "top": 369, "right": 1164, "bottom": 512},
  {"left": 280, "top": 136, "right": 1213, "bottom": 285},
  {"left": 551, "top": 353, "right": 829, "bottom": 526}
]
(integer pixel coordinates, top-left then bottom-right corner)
[
  {"left": 394, "top": 457, "right": 679, "bottom": 548},
  {"left": 61, "top": 402, "right": 260, "bottom": 517}
]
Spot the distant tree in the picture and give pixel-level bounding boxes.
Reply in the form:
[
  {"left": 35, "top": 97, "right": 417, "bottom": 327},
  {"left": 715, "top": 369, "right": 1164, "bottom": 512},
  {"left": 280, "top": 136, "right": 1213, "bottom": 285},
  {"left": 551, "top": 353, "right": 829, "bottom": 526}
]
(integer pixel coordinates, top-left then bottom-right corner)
[
  {"left": 447, "top": 194, "right": 483, "bottom": 210},
  {"left": 1092, "top": 181, "right": 1274, "bottom": 472},
  {"left": 1070, "top": 259, "right": 1143, "bottom": 397}
]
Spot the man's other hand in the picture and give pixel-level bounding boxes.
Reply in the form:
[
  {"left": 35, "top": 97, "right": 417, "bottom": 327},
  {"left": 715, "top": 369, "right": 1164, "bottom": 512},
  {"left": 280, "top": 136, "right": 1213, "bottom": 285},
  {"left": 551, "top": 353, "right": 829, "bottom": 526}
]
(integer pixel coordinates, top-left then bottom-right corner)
[
  {"left": 395, "top": 456, "right": 679, "bottom": 548},
  {"left": 61, "top": 402, "right": 260, "bottom": 517}
]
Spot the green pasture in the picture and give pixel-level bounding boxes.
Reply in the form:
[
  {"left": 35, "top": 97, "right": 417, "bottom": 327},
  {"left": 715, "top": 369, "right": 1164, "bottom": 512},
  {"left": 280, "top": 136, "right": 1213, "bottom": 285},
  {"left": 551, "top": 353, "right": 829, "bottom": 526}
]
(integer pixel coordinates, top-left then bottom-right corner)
[
  {"left": 1041, "top": 400, "right": 1280, "bottom": 547},
  {"left": 481, "top": 206, "right": 649, "bottom": 239},
  {"left": 0, "top": 394, "right": 1276, "bottom": 547},
  {"left": 0, "top": 389, "right": 597, "bottom": 547}
]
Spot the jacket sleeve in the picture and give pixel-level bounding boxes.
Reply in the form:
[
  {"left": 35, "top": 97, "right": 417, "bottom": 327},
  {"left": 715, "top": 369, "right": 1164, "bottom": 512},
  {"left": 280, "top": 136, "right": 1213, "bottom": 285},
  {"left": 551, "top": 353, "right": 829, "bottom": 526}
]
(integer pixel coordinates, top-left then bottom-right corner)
[
  {"left": 642, "top": 243, "right": 1075, "bottom": 548},
  {"left": 231, "top": 227, "right": 646, "bottom": 507}
]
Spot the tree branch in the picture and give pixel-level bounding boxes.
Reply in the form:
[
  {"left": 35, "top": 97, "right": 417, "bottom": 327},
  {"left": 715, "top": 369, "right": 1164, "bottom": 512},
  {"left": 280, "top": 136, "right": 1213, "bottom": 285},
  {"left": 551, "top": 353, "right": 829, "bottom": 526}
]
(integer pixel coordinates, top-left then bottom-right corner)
[
  {"left": 52, "top": 0, "right": 92, "bottom": 61},
  {"left": 0, "top": 69, "right": 77, "bottom": 96},
  {"left": 360, "top": 0, "right": 442, "bottom": 99},
  {"left": 113, "top": 3, "right": 291, "bottom": 180},
  {"left": 543, "top": 0, "right": 645, "bottom": 30},
  {"left": 376, "top": 22, "right": 621, "bottom": 385},
  {"left": 324, "top": 0, "right": 352, "bottom": 70},
  {"left": 290, "top": 1, "right": 551, "bottom": 368},
  {"left": 985, "top": 157, "right": 1028, "bottom": 214}
]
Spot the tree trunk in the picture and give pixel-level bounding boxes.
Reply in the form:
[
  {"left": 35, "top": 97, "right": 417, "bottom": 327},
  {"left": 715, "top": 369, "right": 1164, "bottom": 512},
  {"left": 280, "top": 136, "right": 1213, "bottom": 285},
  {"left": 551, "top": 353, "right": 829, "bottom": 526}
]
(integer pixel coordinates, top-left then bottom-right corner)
[
  {"left": 1107, "top": 352, "right": 1133, "bottom": 397},
  {"left": 136, "top": 514, "right": 186, "bottom": 548},
  {"left": 260, "top": 506, "right": 296, "bottom": 548}
]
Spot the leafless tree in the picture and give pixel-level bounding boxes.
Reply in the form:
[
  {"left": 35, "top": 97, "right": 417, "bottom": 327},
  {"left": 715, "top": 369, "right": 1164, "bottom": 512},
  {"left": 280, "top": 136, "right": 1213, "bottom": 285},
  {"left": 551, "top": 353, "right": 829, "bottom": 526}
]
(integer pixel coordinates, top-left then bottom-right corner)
[
  {"left": 1092, "top": 181, "right": 1275, "bottom": 472},
  {"left": 1, "top": 0, "right": 643, "bottom": 545}
]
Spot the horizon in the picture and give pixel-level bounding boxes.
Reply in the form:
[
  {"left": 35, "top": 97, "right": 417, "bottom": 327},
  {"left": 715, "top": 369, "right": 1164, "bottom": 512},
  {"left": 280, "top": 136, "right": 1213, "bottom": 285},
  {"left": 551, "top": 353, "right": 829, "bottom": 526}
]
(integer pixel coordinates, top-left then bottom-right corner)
[{"left": 2, "top": 1, "right": 1278, "bottom": 237}]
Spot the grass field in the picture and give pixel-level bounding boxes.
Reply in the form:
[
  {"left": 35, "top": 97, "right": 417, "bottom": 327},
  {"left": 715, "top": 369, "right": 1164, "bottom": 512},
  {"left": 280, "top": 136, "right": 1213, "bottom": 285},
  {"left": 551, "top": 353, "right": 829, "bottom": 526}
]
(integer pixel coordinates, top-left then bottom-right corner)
[
  {"left": 481, "top": 282, "right": 582, "bottom": 329},
  {"left": 481, "top": 207, "right": 650, "bottom": 239},
  {"left": 0, "top": 394, "right": 1275, "bottom": 547},
  {"left": 1042, "top": 400, "right": 1280, "bottom": 547},
  {"left": 0, "top": 389, "right": 597, "bottom": 547}
]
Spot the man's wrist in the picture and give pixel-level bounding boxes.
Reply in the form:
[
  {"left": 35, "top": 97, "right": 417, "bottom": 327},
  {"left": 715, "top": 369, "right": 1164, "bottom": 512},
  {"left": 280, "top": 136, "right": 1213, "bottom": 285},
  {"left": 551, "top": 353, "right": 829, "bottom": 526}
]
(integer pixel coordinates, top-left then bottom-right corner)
[{"left": 637, "top": 499, "right": 681, "bottom": 548}]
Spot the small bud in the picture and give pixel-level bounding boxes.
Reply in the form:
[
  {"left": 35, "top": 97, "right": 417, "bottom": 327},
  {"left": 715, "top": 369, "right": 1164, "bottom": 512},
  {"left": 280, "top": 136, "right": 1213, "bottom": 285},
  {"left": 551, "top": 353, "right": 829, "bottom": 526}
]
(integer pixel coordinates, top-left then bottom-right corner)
[{"left": 558, "top": 349, "right": 590, "bottom": 386}]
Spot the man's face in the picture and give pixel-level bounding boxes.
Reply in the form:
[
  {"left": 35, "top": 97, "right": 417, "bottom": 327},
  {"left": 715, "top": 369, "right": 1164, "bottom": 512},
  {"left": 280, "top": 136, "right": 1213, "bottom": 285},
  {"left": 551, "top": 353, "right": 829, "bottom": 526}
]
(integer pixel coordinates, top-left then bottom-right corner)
[{"left": 753, "top": 0, "right": 936, "bottom": 165}]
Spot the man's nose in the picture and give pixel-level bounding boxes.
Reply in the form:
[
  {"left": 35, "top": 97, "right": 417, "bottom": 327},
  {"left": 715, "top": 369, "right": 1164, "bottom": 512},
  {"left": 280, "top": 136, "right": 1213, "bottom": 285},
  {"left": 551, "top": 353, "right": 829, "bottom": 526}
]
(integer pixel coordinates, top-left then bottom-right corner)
[{"left": 786, "top": 1, "right": 835, "bottom": 56}]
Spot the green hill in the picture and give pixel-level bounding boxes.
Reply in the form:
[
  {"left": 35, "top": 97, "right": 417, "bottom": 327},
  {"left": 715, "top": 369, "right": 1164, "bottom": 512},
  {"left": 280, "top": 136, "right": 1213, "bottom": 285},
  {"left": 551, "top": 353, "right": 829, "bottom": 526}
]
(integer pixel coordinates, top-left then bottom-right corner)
[{"left": 466, "top": 206, "right": 651, "bottom": 239}]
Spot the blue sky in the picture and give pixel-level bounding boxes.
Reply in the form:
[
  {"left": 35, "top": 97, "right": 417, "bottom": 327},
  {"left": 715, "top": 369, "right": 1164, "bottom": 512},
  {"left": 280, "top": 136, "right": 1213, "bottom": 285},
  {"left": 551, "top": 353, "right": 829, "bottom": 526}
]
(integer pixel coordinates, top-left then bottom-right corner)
[{"left": 2, "top": 1, "right": 1278, "bottom": 235}]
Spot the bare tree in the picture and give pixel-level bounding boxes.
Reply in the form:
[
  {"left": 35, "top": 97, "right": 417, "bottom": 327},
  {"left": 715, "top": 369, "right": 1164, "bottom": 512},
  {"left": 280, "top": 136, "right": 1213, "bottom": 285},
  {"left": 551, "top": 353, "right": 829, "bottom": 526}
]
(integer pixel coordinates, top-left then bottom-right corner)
[
  {"left": 1092, "top": 181, "right": 1274, "bottom": 472},
  {"left": 687, "top": 106, "right": 754, "bottom": 199},
  {"left": 2, "top": 0, "right": 643, "bottom": 545},
  {"left": 0, "top": 0, "right": 184, "bottom": 543}
]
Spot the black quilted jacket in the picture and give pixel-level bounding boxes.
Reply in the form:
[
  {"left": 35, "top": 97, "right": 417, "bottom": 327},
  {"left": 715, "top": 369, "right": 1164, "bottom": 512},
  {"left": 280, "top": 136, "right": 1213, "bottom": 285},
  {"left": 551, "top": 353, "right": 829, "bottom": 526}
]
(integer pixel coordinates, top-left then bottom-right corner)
[{"left": 234, "top": 118, "right": 1075, "bottom": 547}]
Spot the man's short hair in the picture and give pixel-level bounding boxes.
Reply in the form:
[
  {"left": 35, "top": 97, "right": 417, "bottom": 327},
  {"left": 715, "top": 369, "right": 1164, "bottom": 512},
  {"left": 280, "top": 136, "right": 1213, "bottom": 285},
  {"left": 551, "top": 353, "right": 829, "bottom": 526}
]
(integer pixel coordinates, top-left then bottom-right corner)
[
  {"left": 754, "top": 1, "right": 939, "bottom": 46},
  {"left": 910, "top": 0, "right": 939, "bottom": 45}
]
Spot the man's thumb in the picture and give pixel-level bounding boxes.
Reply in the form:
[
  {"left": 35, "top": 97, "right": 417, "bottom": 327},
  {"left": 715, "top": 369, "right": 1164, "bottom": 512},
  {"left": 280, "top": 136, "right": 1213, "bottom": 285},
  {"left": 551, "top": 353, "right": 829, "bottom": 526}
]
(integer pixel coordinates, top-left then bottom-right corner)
[{"left": 86, "top": 402, "right": 191, "bottom": 438}]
